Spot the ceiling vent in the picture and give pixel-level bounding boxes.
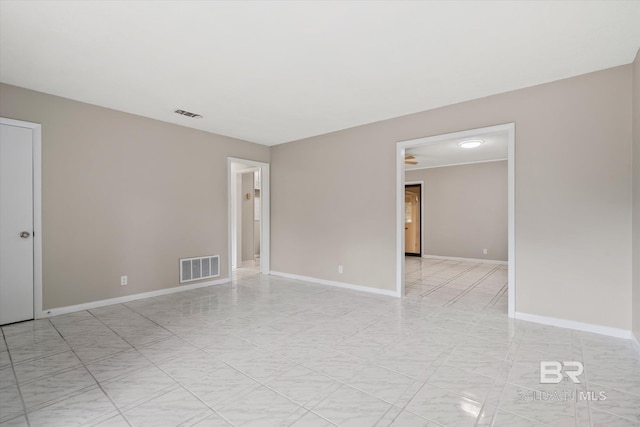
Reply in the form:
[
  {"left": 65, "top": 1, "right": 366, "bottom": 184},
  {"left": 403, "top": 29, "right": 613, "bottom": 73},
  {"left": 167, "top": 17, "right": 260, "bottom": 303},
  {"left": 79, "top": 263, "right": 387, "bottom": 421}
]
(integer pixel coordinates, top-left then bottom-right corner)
[{"left": 174, "top": 109, "right": 203, "bottom": 119}]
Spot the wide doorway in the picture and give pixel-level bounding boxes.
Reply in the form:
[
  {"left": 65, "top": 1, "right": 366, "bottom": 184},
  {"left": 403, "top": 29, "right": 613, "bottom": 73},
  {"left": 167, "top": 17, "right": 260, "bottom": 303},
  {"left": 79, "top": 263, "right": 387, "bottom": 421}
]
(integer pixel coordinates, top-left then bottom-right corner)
[{"left": 396, "top": 123, "right": 515, "bottom": 317}]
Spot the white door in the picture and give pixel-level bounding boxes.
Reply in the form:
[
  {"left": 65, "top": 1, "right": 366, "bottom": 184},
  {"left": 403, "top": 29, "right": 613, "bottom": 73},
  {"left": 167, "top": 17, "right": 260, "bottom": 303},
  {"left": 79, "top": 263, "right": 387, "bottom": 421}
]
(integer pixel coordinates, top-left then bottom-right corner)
[{"left": 0, "top": 122, "right": 34, "bottom": 325}]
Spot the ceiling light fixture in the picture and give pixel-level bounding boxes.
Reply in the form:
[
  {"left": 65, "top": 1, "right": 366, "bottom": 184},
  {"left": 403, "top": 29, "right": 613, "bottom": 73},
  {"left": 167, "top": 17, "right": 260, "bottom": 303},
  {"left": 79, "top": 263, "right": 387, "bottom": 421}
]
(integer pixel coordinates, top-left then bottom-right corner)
[{"left": 458, "top": 139, "right": 483, "bottom": 149}]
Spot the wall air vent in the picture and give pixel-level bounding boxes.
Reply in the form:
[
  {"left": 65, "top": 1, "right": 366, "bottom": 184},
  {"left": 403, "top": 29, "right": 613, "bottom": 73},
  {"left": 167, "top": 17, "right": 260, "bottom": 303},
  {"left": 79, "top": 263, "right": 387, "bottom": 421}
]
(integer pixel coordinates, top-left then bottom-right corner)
[
  {"left": 174, "top": 109, "right": 203, "bottom": 119},
  {"left": 180, "top": 255, "right": 219, "bottom": 283}
]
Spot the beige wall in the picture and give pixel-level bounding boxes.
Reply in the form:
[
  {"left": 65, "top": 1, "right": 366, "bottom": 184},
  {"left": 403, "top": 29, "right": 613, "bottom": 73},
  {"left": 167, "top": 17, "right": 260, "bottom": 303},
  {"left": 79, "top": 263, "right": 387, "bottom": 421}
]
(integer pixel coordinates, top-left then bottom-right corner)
[
  {"left": 0, "top": 84, "right": 269, "bottom": 310},
  {"left": 272, "top": 65, "right": 633, "bottom": 330},
  {"left": 405, "top": 161, "right": 507, "bottom": 261},
  {"left": 633, "top": 49, "right": 640, "bottom": 340}
]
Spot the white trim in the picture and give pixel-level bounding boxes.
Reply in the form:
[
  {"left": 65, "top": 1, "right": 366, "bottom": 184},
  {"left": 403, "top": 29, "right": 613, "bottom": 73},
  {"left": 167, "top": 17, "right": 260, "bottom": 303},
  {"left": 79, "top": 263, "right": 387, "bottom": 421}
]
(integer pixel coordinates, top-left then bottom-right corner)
[
  {"left": 37, "top": 277, "right": 231, "bottom": 318},
  {"left": 422, "top": 254, "right": 507, "bottom": 265},
  {"left": 406, "top": 158, "right": 507, "bottom": 171},
  {"left": 631, "top": 332, "right": 640, "bottom": 355},
  {"left": 227, "top": 157, "right": 270, "bottom": 276},
  {"left": 396, "top": 144, "right": 406, "bottom": 297},
  {"left": 1, "top": 117, "right": 43, "bottom": 322},
  {"left": 270, "top": 271, "right": 399, "bottom": 298},
  {"left": 507, "top": 125, "right": 515, "bottom": 318},
  {"left": 397, "top": 122, "right": 515, "bottom": 318},
  {"left": 404, "top": 180, "right": 424, "bottom": 256},
  {"left": 515, "top": 312, "right": 631, "bottom": 339}
]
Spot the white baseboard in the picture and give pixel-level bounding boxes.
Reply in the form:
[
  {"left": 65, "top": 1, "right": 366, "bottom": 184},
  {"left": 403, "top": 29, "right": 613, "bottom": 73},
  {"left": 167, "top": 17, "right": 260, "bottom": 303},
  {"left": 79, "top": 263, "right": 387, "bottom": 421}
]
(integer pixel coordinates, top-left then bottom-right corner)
[
  {"left": 515, "top": 311, "right": 631, "bottom": 339},
  {"left": 269, "top": 271, "right": 399, "bottom": 298},
  {"left": 632, "top": 332, "right": 640, "bottom": 355},
  {"left": 37, "top": 277, "right": 231, "bottom": 318},
  {"left": 421, "top": 254, "right": 507, "bottom": 265}
]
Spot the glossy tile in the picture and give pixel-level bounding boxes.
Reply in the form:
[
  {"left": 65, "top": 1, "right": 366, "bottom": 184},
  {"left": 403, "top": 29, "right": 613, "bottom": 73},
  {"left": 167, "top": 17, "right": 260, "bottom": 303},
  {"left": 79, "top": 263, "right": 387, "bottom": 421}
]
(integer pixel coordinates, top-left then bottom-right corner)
[
  {"left": 0, "top": 384, "right": 24, "bottom": 422},
  {"left": 576, "top": 405, "right": 640, "bottom": 427},
  {"left": 189, "top": 412, "right": 233, "bottom": 426},
  {"left": 12, "top": 350, "right": 82, "bottom": 384},
  {"left": 123, "top": 387, "right": 211, "bottom": 427},
  {"left": 137, "top": 335, "right": 198, "bottom": 363},
  {"left": 489, "top": 410, "right": 546, "bottom": 426},
  {"left": 347, "top": 364, "right": 415, "bottom": 405},
  {"left": 92, "top": 414, "right": 131, "bottom": 427},
  {"left": 3, "top": 328, "right": 61, "bottom": 350},
  {"left": 27, "top": 387, "right": 117, "bottom": 426},
  {"left": 0, "top": 259, "right": 635, "bottom": 426},
  {"left": 289, "top": 411, "right": 336, "bottom": 426},
  {"left": 20, "top": 366, "right": 96, "bottom": 409},
  {"left": 304, "top": 350, "right": 367, "bottom": 382},
  {"left": 226, "top": 349, "right": 292, "bottom": 381},
  {"left": 312, "top": 385, "right": 391, "bottom": 427},
  {"left": 102, "top": 366, "right": 178, "bottom": 410},
  {"left": 7, "top": 337, "right": 71, "bottom": 364},
  {"left": 0, "top": 351, "right": 10, "bottom": 369},
  {"left": 387, "top": 410, "right": 438, "bottom": 426},
  {"left": 1, "top": 319, "right": 56, "bottom": 338},
  {"left": 216, "top": 385, "right": 305, "bottom": 426},
  {"left": 85, "top": 348, "right": 154, "bottom": 383},
  {"left": 498, "top": 383, "right": 576, "bottom": 427},
  {"left": 265, "top": 365, "right": 341, "bottom": 408},
  {"left": 0, "top": 415, "right": 28, "bottom": 427},
  {"left": 405, "top": 384, "right": 483, "bottom": 427},
  {"left": 426, "top": 366, "right": 494, "bottom": 403},
  {"left": 192, "top": 364, "right": 261, "bottom": 407},
  {"left": 0, "top": 366, "right": 16, "bottom": 387},
  {"left": 584, "top": 383, "right": 640, "bottom": 424},
  {"left": 72, "top": 339, "right": 133, "bottom": 364}
]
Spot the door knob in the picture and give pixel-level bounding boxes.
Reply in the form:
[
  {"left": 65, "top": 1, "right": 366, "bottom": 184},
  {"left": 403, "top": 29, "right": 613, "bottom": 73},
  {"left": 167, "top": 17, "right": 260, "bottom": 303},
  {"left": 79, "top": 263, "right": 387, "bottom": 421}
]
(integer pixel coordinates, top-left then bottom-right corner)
[{"left": 20, "top": 231, "right": 30, "bottom": 239}]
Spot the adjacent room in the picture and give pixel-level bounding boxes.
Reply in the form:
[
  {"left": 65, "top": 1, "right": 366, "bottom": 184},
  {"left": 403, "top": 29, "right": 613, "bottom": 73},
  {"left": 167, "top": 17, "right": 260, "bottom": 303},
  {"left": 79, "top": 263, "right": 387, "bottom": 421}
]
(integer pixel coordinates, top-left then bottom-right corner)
[
  {"left": 403, "top": 129, "right": 509, "bottom": 315},
  {"left": 1, "top": 1, "right": 639, "bottom": 426}
]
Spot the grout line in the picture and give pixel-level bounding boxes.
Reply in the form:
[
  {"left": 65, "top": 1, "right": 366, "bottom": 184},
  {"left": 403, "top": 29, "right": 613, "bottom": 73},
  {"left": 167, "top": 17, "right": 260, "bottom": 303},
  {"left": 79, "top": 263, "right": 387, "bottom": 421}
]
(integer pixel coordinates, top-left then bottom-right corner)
[
  {"left": 484, "top": 283, "right": 508, "bottom": 311},
  {"left": 85, "top": 308, "right": 235, "bottom": 425},
  {"left": 444, "top": 265, "right": 502, "bottom": 307},
  {"left": 1, "top": 329, "right": 33, "bottom": 427},
  {"left": 13, "top": 262, "right": 625, "bottom": 427},
  {"left": 49, "top": 312, "right": 133, "bottom": 426}
]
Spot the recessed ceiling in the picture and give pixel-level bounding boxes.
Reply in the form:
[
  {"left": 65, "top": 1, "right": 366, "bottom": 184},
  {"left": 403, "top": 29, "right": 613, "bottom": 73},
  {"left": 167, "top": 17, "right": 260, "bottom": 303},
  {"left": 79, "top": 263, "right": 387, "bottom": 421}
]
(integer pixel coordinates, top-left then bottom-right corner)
[
  {"left": 405, "top": 131, "right": 507, "bottom": 170},
  {"left": 1, "top": 1, "right": 639, "bottom": 146}
]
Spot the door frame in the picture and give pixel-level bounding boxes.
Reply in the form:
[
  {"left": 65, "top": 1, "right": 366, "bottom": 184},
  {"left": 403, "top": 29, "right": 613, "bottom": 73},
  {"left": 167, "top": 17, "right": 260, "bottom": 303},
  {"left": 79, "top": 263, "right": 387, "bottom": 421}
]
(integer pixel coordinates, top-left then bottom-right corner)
[
  {"left": 404, "top": 181, "right": 424, "bottom": 256},
  {"left": 227, "top": 157, "right": 270, "bottom": 276},
  {"left": 1, "top": 117, "right": 42, "bottom": 319},
  {"left": 396, "top": 123, "right": 515, "bottom": 317}
]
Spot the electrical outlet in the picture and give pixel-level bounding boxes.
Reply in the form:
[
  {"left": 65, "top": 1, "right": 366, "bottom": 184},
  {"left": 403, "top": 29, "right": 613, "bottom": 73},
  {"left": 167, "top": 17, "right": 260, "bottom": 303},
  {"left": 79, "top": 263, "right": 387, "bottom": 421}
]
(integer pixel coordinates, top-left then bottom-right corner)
[
  {"left": 338, "top": 265, "right": 343, "bottom": 274},
  {"left": 483, "top": 249, "right": 488, "bottom": 255},
  {"left": 121, "top": 276, "right": 127, "bottom": 286}
]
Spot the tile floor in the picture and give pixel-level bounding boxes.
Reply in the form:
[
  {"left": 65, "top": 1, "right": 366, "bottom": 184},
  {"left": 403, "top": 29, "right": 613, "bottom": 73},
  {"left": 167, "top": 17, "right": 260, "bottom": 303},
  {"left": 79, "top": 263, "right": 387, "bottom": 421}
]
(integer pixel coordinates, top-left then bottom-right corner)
[{"left": 1, "top": 257, "right": 639, "bottom": 426}]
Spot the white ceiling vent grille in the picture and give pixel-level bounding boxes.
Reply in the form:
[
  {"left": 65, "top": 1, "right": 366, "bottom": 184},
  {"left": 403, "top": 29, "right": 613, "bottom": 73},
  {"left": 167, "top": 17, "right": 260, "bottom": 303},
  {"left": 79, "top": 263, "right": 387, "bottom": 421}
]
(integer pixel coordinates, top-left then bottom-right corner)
[
  {"left": 180, "top": 255, "right": 219, "bottom": 283},
  {"left": 174, "top": 109, "right": 203, "bottom": 119}
]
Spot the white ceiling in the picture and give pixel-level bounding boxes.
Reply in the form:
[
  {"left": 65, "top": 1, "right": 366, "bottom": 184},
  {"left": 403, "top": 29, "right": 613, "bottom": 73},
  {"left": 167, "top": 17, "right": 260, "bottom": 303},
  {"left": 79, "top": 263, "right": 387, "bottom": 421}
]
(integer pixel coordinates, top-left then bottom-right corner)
[
  {"left": 405, "top": 131, "right": 507, "bottom": 170},
  {"left": 1, "top": 1, "right": 639, "bottom": 146}
]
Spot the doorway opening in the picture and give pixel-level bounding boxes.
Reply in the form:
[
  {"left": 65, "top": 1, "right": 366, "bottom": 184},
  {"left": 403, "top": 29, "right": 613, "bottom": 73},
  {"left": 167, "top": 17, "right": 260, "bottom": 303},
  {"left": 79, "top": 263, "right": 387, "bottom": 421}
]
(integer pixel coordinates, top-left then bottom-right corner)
[
  {"left": 396, "top": 123, "right": 515, "bottom": 317},
  {"left": 228, "top": 157, "right": 270, "bottom": 278}
]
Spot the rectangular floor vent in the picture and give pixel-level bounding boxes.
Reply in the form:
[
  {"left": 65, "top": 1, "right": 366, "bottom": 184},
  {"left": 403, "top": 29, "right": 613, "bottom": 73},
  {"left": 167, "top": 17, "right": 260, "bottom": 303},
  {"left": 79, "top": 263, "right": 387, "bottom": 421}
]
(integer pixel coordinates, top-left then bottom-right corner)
[{"left": 180, "top": 255, "right": 220, "bottom": 283}]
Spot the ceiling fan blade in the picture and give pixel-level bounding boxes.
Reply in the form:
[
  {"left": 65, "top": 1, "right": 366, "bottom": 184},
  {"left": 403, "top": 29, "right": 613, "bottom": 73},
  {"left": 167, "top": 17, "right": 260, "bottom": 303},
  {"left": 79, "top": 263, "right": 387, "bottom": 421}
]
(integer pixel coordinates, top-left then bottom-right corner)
[{"left": 405, "top": 161, "right": 418, "bottom": 165}]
